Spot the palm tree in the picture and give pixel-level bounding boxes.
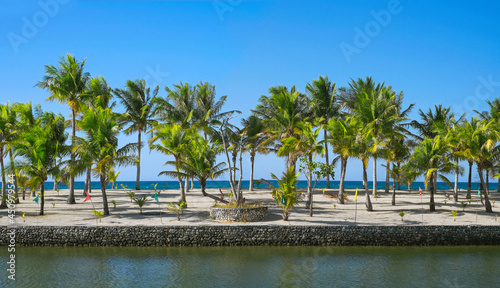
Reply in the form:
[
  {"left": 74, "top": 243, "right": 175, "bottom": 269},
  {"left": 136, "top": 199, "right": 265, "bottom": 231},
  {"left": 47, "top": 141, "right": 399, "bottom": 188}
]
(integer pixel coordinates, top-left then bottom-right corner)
[
  {"left": 37, "top": 54, "right": 90, "bottom": 204},
  {"left": 408, "top": 137, "right": 454, "bottom": 211},
  {"left": 254, "top": 85, "right": 311, "bottom": 170},
  {"left": 0, "top": 103, "right": 18, "bottom": 208},
  {"left": 194, "top": 82, "right": 240, "bottom": 139},
  {"left": 74, "top": 106, "right": 136, "bottom": 215},
  {"left": 351, "top": 122, "right": 375, "bottom": 211},
  {"left": 305, "top": 75, "right": 340, "bottom": 188},
  {"left": 15, "top": 112, "right": 62, "bottom": 215},
  {"left": 241, "top": 115, "right": 273, "bottom": 191},
  {"left": 341, "top": 78, "right": 409, "bottom": 196},
  {"left": 456, "top": 120, "right": 496, "bottom": 213},
  {"left": 280, "top": 122, "right": 324, "bottom": 215},
  {"left": 457, "top": 117, "right": 481, "bottom": 199},
  {"left": 114, "top": 79, "right": 158, "bottom": 190},
  {"left": 409, "top": 104, "right": 455, "bottom": 140},
  {"left": 177, "top": 134, "right": 226, "bottom": 202},
  {"left": 149, "top": 123, "right": 192, "bottom": 204},
  {"left": 326, "top": 117, "right": 358, "bottom": 204}
]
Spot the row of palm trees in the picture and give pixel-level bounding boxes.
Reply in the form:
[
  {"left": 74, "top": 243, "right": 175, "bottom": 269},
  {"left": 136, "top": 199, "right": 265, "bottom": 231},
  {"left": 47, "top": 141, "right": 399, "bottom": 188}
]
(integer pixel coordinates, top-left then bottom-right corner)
[{"left": 1, "top": 53, "right": 498, "bottom": 216}]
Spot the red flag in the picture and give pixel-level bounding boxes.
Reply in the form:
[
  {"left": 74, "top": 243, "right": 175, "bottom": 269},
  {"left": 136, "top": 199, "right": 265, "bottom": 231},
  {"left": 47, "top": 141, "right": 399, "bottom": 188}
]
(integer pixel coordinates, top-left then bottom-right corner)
[
  {"left": 83, "top": 190, "right": 91, "bottom": 203},
  {"left": 419, "top": 187, "right": 422, "bottom": 196}
]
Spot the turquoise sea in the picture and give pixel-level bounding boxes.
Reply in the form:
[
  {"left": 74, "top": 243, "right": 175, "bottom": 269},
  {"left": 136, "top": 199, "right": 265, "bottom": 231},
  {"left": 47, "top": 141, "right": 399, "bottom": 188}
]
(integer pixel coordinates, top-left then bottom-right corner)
[{"left": 34, "top": 180, "right": 497, "bottom": 191}]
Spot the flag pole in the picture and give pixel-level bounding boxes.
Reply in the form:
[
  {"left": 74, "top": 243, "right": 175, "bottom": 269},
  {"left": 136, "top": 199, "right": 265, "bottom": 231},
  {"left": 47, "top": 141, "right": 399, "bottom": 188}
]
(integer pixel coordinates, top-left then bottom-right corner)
[
  {"left": 84, "top": 190, "right": 98, "bottom": 224},
  {"left": 354, "top": 188, "right": 358, "bottom": 224},
  {"left": 151, "top": 193, "right": 162, "bottom": 224},
  {"left": 419, "top": 187, "right": 423, "bottom": 223}
]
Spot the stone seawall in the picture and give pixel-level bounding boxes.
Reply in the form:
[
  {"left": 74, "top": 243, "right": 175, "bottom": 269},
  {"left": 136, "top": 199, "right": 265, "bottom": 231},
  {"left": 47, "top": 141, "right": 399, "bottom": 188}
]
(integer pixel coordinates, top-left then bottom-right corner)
[{"left": 1, "top": 226, "right": 499, "bottom": 246}]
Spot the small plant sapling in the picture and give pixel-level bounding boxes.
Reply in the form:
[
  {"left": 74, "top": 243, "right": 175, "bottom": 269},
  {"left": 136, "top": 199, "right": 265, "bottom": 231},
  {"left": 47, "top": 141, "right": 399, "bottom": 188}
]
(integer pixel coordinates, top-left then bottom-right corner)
[
  {"left": 127, "top": 191, "right": 135, "bottom": 203},
  {"left": 468, "top": 199, "right": 472, "bottom": 204},
  {"left": 22, "top": 212, "right": 25, "bottom": 222},
  {"left": 254, "top": 179, "right": 261, "bottom": 188},
  {"left": 398, "top": 211, "right": 405, "bottom": 221},
  {"left": 495, "top": 215, "right": 498, "bottom": 222},
  {"left": 451, "top": 210, "right": 458, "bottom": 221},
  {"left": 52, "top": 202, "right": 55, "bottom": 208},
  {"left": 167, "top": 200, "right": 187, "bottom": 221},
  {"left": 492, "top": 200, "right": 496, "bottom": 207},
  {"left": 133, "top": 196, "right": 149, "bottom": 214},
  {"left": 461, "top": 202, "right": 467, "bottom": 212},
  {"left": 91, "top": 210, "right": 104, "bottom": 222},
  {"left": 374, "top": 194, "right": 379, "bottom": 200},
  {"left": 111, "top": 200, "right": 116, "bottom": 209}
]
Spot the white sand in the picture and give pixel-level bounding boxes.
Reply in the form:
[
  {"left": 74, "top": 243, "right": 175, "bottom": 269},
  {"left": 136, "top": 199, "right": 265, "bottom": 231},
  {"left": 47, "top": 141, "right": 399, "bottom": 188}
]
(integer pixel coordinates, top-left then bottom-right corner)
[{"left": 3, "top": 187, "right": 499, "bottom": 226}]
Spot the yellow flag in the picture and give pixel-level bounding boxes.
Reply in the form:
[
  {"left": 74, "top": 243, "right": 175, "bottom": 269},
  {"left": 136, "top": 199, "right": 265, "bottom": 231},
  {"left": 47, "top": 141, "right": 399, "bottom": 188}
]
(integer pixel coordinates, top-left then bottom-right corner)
[{"left": 354, "top": 188, "right": 358, "bottom": 201}]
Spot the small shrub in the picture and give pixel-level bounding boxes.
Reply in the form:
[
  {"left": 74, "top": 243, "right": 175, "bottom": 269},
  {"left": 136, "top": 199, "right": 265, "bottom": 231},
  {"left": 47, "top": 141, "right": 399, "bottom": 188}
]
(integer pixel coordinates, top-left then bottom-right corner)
[
  {"left": 461, "top": 202, "right": 467, "bottom": 211},
  {"left": 22, "top": 212, "right": 25, "bottom": 222},
  {"left": 52, "top": 202, "right": 55, "bottom": 208},
  {"left": 451, "top": 210, "right": 458, "bottom": 221},
  {"left": 398, "top": 211, "right": 405, "bottom": 221},
  {"left": 127, "top": 191, "right": 135, "bottom": 203},
  {"left": 91, "top": 210, "right": 104, "bottom": 222},
  {"left": 111, "top": 200, "right": 116, "bottom": 209},
  {"left": 167, "top": 200, "right": 187, "bottom": 221},
  {"left": 492, "top": 200, "right": 496, "bottom": 207},
  {"left": 133, "top": 196, "right": 149, "bottom": 214}
]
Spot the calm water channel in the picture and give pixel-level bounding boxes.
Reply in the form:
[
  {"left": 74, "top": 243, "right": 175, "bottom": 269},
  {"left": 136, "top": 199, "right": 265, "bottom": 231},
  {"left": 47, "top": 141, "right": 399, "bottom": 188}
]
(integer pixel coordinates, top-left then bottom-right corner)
[{"left": 1, "top": 246, "right": 500, "bottom": 287}]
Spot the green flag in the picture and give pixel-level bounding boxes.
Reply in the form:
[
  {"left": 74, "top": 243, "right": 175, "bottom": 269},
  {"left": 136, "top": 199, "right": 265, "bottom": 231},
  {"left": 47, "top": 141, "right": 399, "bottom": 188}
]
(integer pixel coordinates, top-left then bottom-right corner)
[
  {"left": 33, "top": 194, "right": 39, "bottom": 204},
  {"left": 151, "top": 193, "right": 159, "bottom": 202},
  {"left": 478, "top": 188, "right": 481, "bottom": 196}
]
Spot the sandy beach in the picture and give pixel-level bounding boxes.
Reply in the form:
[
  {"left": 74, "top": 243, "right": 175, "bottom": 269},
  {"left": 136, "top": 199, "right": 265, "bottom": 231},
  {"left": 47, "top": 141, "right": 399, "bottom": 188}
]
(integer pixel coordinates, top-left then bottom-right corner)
[{"left": 4, "top": 187, "right": 499, "bottom": 227}]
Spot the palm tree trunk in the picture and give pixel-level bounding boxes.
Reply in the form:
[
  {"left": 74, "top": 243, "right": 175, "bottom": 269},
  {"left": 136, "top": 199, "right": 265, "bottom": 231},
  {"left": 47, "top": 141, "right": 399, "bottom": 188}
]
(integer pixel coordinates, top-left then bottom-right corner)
[
  {"left": 100, "top": 174, "right": 110, "bottom": 216},
  {"left": 237, "top": 144, "right": 244, "bottom": 201},
  {"left": 497, "top": 178, "right": 500, "bottom": 193},
  {"left": 249, "top": 152, "right": 255, "bottom": 191},
  {"left": 429, "top": 173, "right": 435, "bottom": 211},
  {"left": 478, "top": 166, "right": 493, "bottom": 213},
  {"left": 84, "top": 167, "right": 92, "bottom": 195},
  {"left": 363, "top": 160, "right": 373, "bottom": 211},
  {"left": 385, "top": 160, "right": 390, "bottom": 193},
  {"left": 396, "top": 162, "right": 401, "bottom": 190},
  {"left": 306, "top": 153, "right": 313, "bottom": 214},
  {"left": 338, "top": 157, "right": 346, "bottom": 204},
  {"left": 8, "top": 150, "right": 19, "bottom": 204},
  {"left": 39, "top": 182, "right": 45, "bottom": 216},
  {"left": 486, "top": 169, "right": 490, "bottom": 195},
  {"left": 391, "top": 164, "right": 396, "bottom": 206},
  {"left": 201, "top": 180, "right": 228, "bottom": 203},
  {"left": 372, "top": 157, "right": 377, "bottom": 196},
  {"left": 185, "top": 178, "right": 189, "bottom": 192},
  {"left": 324, "top": 129, "right": 330, "bottom": 189},
  {"left": 67, "top": 109, "right": 76, "bottom": 204},
  {"left": 0, "top": 148, "right": 7, "bottom": 209},
  {"left": 191, "top": 178, "right": 194, "bottom": 190},
  {"left": 467, "top": 161, "right": 472, "bottom": 199},
  {"left": 136, "top": 131, "right": 141, "bottom": 190}
]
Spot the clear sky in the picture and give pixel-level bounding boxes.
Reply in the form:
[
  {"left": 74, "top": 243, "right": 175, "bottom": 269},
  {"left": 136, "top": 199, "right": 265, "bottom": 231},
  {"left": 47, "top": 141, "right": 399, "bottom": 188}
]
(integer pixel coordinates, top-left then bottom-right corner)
[{"left": 1, "top": 0, "right": 500, "bottom": 183}]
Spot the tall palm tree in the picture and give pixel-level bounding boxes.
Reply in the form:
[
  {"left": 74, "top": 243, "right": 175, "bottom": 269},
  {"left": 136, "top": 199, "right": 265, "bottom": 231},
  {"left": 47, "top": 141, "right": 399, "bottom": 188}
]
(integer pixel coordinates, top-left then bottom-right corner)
[
  {"left": 305, "top": 75, "right": 340, "bottom": 188},
  {"left": 340, "top": 77, "right": 409, "bottom": 196},
  {"left": 0, "top": 103, "right": 18, "bottom": 208},
  {"left": 254, "top": 85, "right": 311, "bottom": 170},
  {"left": 241, "top": 115, "right": 273, "bottom": 191},
  {"left": 408, "top": 137, "right": 454, "bottom": 211},
  {"left": 74, "top": 106, "right": 136, "bottom": 215},
  {"left": 37, "top": 54, "right": 90, "bottom": 204},
  {"left": 326, "top": 116, "right": 358, "bottom": 204},
  {"left": 457, "top": 117, "right": 481, "bottom": 199},
  {"left": 279, "top": 122, "right": 324, "bottom": 215},
  {"left": 456, "top": 120, "right": 496, "bottom": 213},
  {"left": 351, "top": 125, "right": 375, "bottom": 211},
  {"left": 15, "top": 112, "right": 62, "bottom": 215},
  {"left": 114, "top": 79, "right": 158, "bottom": 190},
  {"left": 149, "top": 123, "right": 192, "bottom": 204},
  {"left": 177, "top": 134, "right": 226, "bottom": 202}
]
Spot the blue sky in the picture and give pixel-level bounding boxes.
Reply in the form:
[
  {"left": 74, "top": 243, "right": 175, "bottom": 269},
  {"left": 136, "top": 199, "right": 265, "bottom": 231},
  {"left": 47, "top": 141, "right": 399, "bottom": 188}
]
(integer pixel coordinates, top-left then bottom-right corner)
[{"left": 1, "top": 0, "right": 500, "bottom": 182}]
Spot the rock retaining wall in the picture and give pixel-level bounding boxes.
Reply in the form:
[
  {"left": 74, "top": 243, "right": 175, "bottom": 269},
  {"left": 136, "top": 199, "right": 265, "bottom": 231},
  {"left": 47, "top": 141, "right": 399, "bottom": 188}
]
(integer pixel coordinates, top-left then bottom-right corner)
[
  {"left": 1, "top": 225, "right": 499, "bottom": 246},
  {"left": 210, "top": 207, "right": 268, "bottom": 222}
]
